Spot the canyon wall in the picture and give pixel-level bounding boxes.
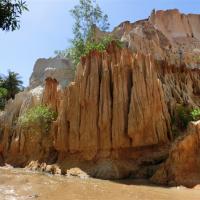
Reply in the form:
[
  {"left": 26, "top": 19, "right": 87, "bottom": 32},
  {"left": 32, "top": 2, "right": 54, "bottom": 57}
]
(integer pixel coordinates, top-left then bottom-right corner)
[
  {"left": 0, "top": 57, "right": 74, "bottom": 167},
  {"left": 29, "top": 57, "right": 74, "bottom": 89},
  {"left": 152, "top": 120, "right": 200, "bottom": 188},
  {"left": 113, "top": 9, "right": 200, "bottom": 68},
  {"left": 52, "top": 44, "right": 172, "bottom": 161},
  {"left": 0, "top": 43, "right": 199, "bottom": 180},
  {"left": 0, "top": 10, "right": 200, "bottom": 183},
  {"left": 149, "top": 9, "right": 200, "bottom": 41}
]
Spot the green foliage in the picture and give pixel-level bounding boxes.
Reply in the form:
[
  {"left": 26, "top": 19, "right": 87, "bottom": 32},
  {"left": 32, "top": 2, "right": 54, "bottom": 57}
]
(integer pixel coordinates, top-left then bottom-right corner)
[
  {"left": 0, "top": 87, "right": 7, "bottom": 97},
  {"left": 69, "top": 0, "right": 109, "bottom": 65},
  {"left": 67, "top": 35, "right": 123, "bottom": 66},
  {"left": 55, "top": 0, "right": 113, "bottom": 67},
  {"left": 0, "top": 87, "right": 7, "bottom": 109},
  {"left": 0, "top": 70, "right": 23, "bottom": 110},
  {"left": 84, "top": 35, "right": 123, "bottom": 54},
  {"left": 0, "top": 0, "right": 28, "bottom": 31},
  {"left": 70, "top": 0, "right": 109, "bottom": 42},
  {"left": 18, "top": 105, "right": 57, "bottom": 133},
  {"left": 176, "top": 105, "right": 192, "bottom": 129},
  {"left": 191, "top": 108, "right": 200, "bottom": 121},
  {"left": 67, "top": 38, "right": 85, "bottom": 66},
  {"left": 2, "top": 70, "right": 23, "bottom": 99},
  {"left": 171, "top": 105, "right": 191, "bottom": 138},
  {"left": 0, "top": 70, "right": 23, "bottom": 104},
  {"left": 172, "top": 105, "right": 200, "bottom": 136}
]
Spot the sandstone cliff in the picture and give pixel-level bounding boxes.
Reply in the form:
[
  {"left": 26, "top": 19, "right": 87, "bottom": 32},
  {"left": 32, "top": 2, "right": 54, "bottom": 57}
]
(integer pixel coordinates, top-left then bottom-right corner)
[
  {"left": 151, "top": 120, "right": 200, "bottom": 188},
  {"left": 112, "top": 9, "right": 200, "bottom": 68},
  {"left": 0, "top": 42, "right": 199, "bottom": 180},
  {"left": 0, "top": 10, "right": 200, "bottom": 184},
  {"left": 29, "top": 57, "right": 74, "bottom": 89},
  {"left": 52, "top": 45, "right": 172, "bottom": 161},
  {"left": 0, "top": 57, "right": 74, "bottom": 166},
  {"left": 150, "top": 9, "right": 200, "bottom": 41}
]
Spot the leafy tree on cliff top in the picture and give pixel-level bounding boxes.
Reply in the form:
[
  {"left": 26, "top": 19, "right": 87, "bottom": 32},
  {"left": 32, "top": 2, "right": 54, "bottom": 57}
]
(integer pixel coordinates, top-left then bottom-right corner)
[
  {"left": 55, "top": 0, "right": 110, "bottom": 66},
  {"left": 0, "top": 0, "right": 28, "bottom": 31},
  {"left": 70, "top": 0, "right": 109, "bottom": 42}
]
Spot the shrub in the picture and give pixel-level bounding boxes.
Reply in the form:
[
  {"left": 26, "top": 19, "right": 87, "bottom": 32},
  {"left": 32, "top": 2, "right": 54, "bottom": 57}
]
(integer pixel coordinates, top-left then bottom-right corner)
[
  {"left": 84, "top": 36, "right": 123, "bottom": 55},
  {"left": 176, "top": 105, "right": 192, "bottom": 129},
  {"left": 172, "top": 105, "right": 200, "bottom": 134},
  {"left": 67, "top": 36, "right": 123, "bottom": 66},
  {"left": 18, "top": 105, "right": 57, "bottom": 133},
  {"left": 191, "top": 108, "right": 200, "bottom": 121}
]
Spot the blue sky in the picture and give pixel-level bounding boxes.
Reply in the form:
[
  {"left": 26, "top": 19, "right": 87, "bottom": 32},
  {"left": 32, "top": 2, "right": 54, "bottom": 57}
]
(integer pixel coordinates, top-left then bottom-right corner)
[{"left": 0, "top": 0, "right": 200, "bottom": 86}]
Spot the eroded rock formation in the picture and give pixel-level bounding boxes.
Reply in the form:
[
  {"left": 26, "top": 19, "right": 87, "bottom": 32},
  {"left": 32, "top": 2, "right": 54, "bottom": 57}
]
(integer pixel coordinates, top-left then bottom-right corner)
[
  {"left": 149, "top": 9, "right": 200, "bottom": 41},
  {"left": 1, "top": 42, "right": 199, "bottom": 180},
  {"left": 151, "top": 120, "right": 200, "bottom": 187},
  {"left": 53, "top": 45, "right": 172, "bottom": 160},
  {"left": 112, "top": 9, "right": 200, "bottom": 68},
  {"left": 0, "top": 56, "right": 74, "bottom": 167},
  {"left": 0, "top": 9, "right": 200, "bottom": 184},
  {"left": 29, "top": 57, "right": 74, "bottom": 89}
]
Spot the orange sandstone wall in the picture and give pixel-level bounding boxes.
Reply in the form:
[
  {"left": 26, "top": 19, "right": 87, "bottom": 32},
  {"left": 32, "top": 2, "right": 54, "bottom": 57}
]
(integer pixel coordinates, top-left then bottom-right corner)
[
  {"left": 152, "top": 121, "right": 200, "bottom": 187},
  {"left": 47, "top": 44, "right": 172, "bottom": 161},
  {"left": 0, "top": 44, "right": 199, "bottom": 181},
  {"left": 150, "top": 9, "right": 200, "bottom": 41}
]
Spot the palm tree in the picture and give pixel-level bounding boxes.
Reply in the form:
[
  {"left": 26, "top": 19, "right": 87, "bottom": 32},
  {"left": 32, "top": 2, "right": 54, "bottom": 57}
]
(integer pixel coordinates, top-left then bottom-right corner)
[
  {"left": 0, "top": 87, "right": 7, "bottom": 109},
  {"left": 2, "top": 70, "right": 23, "bottom": 100},
  {"left": 0, "top": 74, "right": 7, "bottom": 109}
]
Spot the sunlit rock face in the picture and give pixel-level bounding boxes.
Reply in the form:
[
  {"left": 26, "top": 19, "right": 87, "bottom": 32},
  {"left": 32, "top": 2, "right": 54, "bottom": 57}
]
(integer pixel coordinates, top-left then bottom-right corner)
[
  {"left": 111, "top": 9, "right": 200, "bottom": 68},
  {"left": 52, "top": 45, "right": 172, "bottom": 161},
  {"left": 149, "top": 9, "right": 200, "bottom": 41},
  {"left": 0, "top": 43, "right": 199, "bottom": 180},
  {"left": 151, "top": 120, "right": 200, "bottom": 188},
  {"left": 0, "top": 10, "right": 200, "bottom": 182},
  {"left": 35, "top": 44, "right": 199, "bottom": 179},
  {"left": 46, "top": 43, "right": 199, "bottom": 152},
  {"left": 0, "top": 56, "right": 75, "bottom": 166},
  {"left": 29, "top": 57, "right": 74, "bottom": 89}
]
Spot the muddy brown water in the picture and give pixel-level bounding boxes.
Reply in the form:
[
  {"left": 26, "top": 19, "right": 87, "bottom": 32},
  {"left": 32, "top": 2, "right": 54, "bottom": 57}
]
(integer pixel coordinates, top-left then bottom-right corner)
[{"left": 0, "top": 167, "right": 200, "bottom": 200}]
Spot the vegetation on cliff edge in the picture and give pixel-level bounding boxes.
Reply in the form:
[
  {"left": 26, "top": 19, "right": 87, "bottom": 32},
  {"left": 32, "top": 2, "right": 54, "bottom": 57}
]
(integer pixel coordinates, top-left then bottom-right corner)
[
  {"left": 172, "top": 105, "right": 200, "bottom": 138},
  {"left": 18, "top": 105, "right": 57, "bottom": 133},
  {"left": 55, "top": 0, "right": 122, "bottom": 67}
]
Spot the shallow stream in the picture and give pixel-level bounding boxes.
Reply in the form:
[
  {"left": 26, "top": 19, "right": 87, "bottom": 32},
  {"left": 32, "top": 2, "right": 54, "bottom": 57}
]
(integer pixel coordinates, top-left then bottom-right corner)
[{"left": 0, "top": 167, "right": 199, "bottom": 200}]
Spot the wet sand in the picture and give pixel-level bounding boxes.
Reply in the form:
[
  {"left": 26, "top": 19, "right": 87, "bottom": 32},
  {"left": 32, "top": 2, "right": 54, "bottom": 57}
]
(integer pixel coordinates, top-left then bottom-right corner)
[{"left": 0, "top": 167, "right": 200, "bottom": 200}]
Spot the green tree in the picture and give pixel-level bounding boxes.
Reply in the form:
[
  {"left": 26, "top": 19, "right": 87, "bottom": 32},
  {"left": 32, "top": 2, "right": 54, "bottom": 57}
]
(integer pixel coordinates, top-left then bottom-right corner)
[
  {"left": 0, "top": 87, "right": 7, "bottom": 109},
  {"left": 57, "top": 0, "right": 110, "bottom": 66},
  {"left": 1, "top": 70, "right": 23, "bottom": 100},
  {"left": 0, "top": 0, "right": 28, "bottom": 31},
  {"left": 0, "top": 74, "right": 7, "bottom": 109},
  {"left": 70, "top": 0, "right": 109, "bottom": 42}
]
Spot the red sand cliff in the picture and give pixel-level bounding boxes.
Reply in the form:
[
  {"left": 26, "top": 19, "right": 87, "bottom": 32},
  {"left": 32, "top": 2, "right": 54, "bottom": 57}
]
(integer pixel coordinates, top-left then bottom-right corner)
[{"left": 0, "top": 10, "right": 200, "bottom": 186}]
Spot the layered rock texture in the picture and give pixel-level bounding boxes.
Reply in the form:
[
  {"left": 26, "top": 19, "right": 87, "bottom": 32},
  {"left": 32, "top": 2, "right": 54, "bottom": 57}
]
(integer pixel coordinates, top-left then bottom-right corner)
[
  {"left": 112, "top": 9, "right": 200, "bottom": 68},
  {"left": 0, "top": 57, "right": 74, "bottom": 166},
  {"left": 30, "top": 57, "right": 74, "bottom": 89},
  {"left": 0, "top": 9, "right": 200, "bottom": 184},
  {"left": 53, "top": 46, "right": 172, "bottom": 161},
  {"left": 152, "top": 121, "right": 200, "bottom": 187}
]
